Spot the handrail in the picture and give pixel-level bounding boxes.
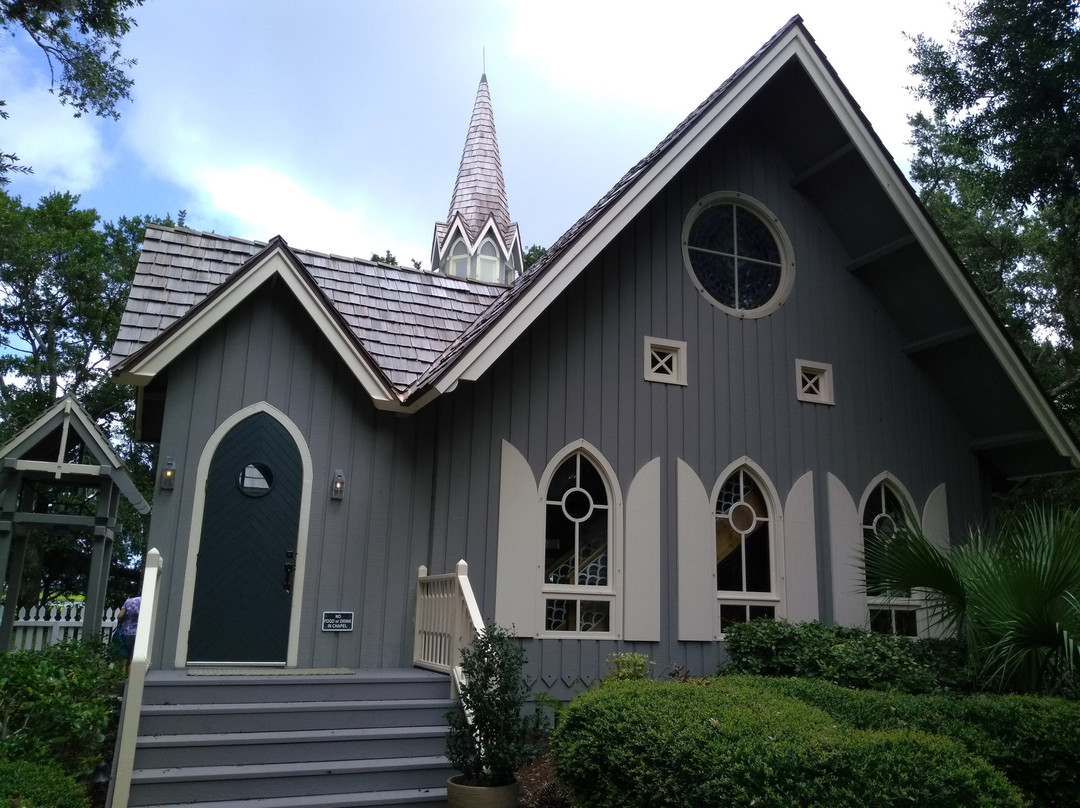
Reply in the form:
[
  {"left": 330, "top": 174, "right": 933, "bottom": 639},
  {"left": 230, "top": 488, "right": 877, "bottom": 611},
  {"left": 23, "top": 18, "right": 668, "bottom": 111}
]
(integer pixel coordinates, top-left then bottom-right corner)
[
  {"left": 414, "top": 559, "right": 483, "bottom": 696},
  {"left": 106, "top": 548, "right": 164, "bottom": 808}
]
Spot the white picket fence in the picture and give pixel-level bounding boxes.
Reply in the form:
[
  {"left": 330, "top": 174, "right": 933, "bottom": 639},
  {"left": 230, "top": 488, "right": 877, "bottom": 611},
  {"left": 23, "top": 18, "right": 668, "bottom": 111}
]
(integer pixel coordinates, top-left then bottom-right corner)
[{"left": 1, "top": 603, "right": 121, "bottom": 650}]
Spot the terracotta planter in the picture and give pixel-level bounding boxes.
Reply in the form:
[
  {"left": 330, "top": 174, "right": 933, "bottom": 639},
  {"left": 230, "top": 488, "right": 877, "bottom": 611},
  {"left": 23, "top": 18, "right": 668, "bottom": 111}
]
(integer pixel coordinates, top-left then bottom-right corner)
[{"left": 446, "top": 775, "right": 519, "bottom": 808}]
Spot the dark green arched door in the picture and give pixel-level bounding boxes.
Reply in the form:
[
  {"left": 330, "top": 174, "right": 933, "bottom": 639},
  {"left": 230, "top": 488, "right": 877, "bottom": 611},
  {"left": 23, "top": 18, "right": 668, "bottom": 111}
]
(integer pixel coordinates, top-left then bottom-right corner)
[{"left": 188, "top": 412, "right": 302, "bottom": 663}]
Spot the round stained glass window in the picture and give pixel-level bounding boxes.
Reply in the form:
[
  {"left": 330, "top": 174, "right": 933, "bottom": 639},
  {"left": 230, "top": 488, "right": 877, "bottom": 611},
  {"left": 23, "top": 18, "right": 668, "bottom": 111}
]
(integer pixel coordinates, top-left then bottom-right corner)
[{"left": 683, "top": 193, "right": 794, "bottom": 318}]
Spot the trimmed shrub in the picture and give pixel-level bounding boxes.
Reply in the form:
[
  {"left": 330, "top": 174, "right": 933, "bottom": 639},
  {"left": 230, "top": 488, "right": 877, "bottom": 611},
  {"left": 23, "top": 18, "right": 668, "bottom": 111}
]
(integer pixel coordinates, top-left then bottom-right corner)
[
  {"left": 444, "top": 625, "right": 545, "bottom": 787},
  {"left": 603, "top": 652, "right": 654, "bottom": 682},
  {"left": 752, "top": 675, "right": 1080, "bottom": 808},
  {"left": 0, "top": 640, "right": 125, "bottom": 778},
  {"left": 0, "top": 760, "right": 90, "bottom": 808},
  {"left": 551, "top": 678, "right": 1022, "bottom": 808},
  {"left": 722, "top": 619, "right": 937, "bottom": 692}
]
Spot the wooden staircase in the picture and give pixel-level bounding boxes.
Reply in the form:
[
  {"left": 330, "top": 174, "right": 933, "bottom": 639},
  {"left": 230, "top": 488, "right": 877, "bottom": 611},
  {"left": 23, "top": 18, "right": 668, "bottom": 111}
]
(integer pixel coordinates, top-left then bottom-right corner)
[{"left": 121, "top": 668, "right": 454, "bottom": 808}]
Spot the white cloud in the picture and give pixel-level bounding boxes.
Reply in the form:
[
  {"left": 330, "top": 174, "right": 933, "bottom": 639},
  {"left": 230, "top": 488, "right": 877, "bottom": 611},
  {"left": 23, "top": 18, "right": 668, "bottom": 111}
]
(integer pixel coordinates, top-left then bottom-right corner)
[
  {"left": 0, "top": 0, "right": 962, "bottom": 265},
  {"left": 191, "top": 163, "right": 429, "bottom": 262},
  {"left": 0, "top": 45, "right": 110, "bottom": 194}
]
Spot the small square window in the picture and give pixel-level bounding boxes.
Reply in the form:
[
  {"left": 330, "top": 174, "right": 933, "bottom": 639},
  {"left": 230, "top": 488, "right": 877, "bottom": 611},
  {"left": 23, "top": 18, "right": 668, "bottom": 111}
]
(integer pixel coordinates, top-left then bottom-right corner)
[
  {"left": 796, "top": 359, "right": 833, "bottom": 405},
  {"left": 644, "top": 337, "right": 687, "bottom": 385}
]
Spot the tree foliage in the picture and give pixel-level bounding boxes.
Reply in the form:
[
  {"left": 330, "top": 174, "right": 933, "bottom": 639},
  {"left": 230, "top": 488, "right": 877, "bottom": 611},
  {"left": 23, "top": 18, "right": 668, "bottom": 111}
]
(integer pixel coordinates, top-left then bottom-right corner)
[
  {"left": 523, "top": 243, "right": 546, "bottom": 270},
  {"left": 0, "top": 189, "right": 177, "bottom": 602},
  {"left": 369, "top": 249, "right": 397, "bottom": 266},
  {"left": 908, "top": 0, "right": 1080, "bottom": 427},
  {"left": 0, "top": 0, "right": 145, "bottom": 182}
]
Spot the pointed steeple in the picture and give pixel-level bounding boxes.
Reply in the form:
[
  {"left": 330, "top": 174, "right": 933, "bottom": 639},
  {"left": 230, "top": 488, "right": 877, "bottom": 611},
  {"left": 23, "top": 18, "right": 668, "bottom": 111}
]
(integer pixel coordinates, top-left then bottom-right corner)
[{"left": 432, "top": 74, "right": 523, "bottom": 285}]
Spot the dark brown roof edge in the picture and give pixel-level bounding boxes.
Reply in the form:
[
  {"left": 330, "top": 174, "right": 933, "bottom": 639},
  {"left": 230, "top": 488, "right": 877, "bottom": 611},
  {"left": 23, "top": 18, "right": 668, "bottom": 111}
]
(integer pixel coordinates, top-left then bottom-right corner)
[
  {"left": 112, "top": 233, "right": 401, "bottom": 397},
  {"left": 404, "top": 15, "right": 805, "bottom": 400}
]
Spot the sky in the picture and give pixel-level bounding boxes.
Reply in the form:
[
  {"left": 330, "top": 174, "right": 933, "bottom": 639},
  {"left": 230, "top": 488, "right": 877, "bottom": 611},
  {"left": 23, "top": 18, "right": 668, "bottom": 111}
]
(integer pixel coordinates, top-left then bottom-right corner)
[{"left": 0, "top": 0, "right": 958, "bottom": 268}]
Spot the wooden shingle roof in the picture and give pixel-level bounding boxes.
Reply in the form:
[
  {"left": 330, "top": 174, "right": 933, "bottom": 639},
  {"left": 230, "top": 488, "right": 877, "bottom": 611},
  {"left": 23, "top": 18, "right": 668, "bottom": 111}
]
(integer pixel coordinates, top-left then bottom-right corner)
[
  {"left": 111, "top": 226, "right": 503, "bottom": 391},
  {"left": 445, "top": 74, "right": 512, "bottom": 241},
  {"left": 109, "top": 17, "right": 1079, "bottom": 479}
]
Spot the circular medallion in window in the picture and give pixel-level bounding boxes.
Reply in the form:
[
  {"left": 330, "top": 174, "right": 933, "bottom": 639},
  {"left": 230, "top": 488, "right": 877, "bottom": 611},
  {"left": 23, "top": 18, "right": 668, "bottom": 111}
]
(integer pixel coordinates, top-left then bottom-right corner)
[
  {"left": 683, "top": 192, "right": 795, "bottom": 318},
  {"left": 238, "top": 462, "right": 273, "bottom": 497}
]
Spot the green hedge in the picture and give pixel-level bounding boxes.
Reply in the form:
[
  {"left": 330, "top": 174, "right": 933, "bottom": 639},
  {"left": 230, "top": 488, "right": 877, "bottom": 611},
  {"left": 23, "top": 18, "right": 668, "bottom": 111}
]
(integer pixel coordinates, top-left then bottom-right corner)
[
  {"left": 722, "top": 619, "right": 945, "bottom": 692},
  {"left": 752, "top": 675, "right": 1080, "bottom": 808},
  {"left": 0, "top": 760, "right": 90, "bottom": 808},
  {"left": 551, "top": 678, "right": 1022, "bottom": 808},
  {"left": 0, "top": 640, "right": 125, "bottom": 778}
]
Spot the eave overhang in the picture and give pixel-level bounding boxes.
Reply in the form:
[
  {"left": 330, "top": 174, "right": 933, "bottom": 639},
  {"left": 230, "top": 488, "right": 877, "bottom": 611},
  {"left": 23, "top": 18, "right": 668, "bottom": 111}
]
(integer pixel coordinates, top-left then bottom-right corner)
[
  {"left": 111, "top": 240, "right": 402, "bottom": 410},
  {"left": 416, "top": 23, "right": 813, "bottom": 395},
  {"left": 409, "top": 18, "right": 1080, "bottom": 479}
]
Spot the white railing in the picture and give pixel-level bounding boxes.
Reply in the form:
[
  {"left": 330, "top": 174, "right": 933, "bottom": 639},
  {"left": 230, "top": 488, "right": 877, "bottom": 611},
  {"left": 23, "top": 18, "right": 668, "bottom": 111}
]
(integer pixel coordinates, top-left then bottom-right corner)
[
  {"left": 107, "top": 548, "right": 164, "bottom": 808},
  {"left": 414, "top": 559, "right": 483, "bottom": 695},
  {"left": 0, "top": 603, "right": 122, "bottom": 650}
]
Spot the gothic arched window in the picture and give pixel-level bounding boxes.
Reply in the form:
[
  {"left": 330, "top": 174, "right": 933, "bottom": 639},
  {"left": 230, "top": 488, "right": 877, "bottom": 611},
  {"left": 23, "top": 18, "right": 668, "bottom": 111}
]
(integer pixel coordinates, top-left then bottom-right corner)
[
  {"left": 862, "top": 478, "right": 920, "bottom": 637},
  {"left": 542, "top": 450, "right": 614, "bottom": 634},
  {"left": 714, "top": 464, "right": 781, "bottom": 633}
]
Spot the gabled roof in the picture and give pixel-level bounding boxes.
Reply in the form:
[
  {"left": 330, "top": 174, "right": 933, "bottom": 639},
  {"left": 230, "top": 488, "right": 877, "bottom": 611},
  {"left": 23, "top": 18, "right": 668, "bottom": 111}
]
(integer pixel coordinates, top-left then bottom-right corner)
[
  {"left": 111, "top": 226, "right": 503, "bottom": 404},
  {"left": 0, "top": 395, "right": 150, "bottom": 514},
  {"left": 403, "top": 16, "right": 1080, "bottom": 480},
  {"left": 110, "top": 17, "right": 1080, "bottom": 479}
]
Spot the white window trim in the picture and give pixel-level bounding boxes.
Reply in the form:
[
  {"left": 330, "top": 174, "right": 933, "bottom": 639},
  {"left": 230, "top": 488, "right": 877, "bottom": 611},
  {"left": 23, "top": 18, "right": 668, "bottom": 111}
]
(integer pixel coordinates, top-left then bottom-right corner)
[
  {"left": 796, "top": 359, "right": 834, "bottom": 405},
  {"left": 538, "top": 440, "right": 623, "bottom": 639},
  {"left": 682, "top": 191, "right": 796, "bottom": 320},
  {"left": 710, "top": 457, "right": 786, "bottom": 638},
  {"left": 644, "top": 336, "right": 688, "bottom": 385},
  {"left": 859, "top": 473, "right": 927, "bottom": 637}
]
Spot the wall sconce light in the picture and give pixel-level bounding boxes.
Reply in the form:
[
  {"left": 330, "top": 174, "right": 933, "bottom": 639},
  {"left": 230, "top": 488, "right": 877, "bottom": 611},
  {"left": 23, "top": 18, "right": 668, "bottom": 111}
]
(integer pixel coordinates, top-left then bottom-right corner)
[
  {"left": 160, "top": 457, "right": 177, "bottom": 490},
  {"left": 331, "top": 469, "right": 345, "bottom": 500}
]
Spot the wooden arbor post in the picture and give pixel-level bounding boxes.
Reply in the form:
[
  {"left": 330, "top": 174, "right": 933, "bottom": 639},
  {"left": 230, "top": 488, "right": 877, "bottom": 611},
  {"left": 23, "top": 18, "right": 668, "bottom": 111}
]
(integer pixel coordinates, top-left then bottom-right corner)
[{"left": 0, "top": 397, "right": 150, "bottom": 650}]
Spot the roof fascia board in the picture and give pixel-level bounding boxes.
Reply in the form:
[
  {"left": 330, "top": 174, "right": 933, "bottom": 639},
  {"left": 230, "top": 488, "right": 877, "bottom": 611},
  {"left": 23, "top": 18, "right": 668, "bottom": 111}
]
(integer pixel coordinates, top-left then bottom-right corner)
[
  {"left": 790, "top": 37, "right": 1080, "bottom": 466},
  {"left": 0, "top": 396, "right": 124, "bottom": 470},
  {"left": 443, "top": 30, "right": 803, "bottom": 388},
  {"left": 116, "top": 249, "right": 399, "bottom": 407},
  {"left": 0, "top": 396, "right": 71, "bottom": 460},
  {"left": 64, "top": 399, "right": 126, "bottom": 469},
  {"left": 475, "top": 218, "right": 518, "bottom": 261},
  {"left": 438, "top": 214, "right": 515, "bottom": 260},
  {"left": 0, "top": 396, "right": 150, "bottom": 512},
  {"left": 436, "top": 215, "right": 471, "bottom": 264}
]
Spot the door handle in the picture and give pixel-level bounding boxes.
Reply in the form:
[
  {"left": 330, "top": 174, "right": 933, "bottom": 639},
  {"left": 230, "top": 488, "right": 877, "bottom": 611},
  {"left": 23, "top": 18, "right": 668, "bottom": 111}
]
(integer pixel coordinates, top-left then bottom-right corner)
[{"left": 283, "top": 550, "right": 295, "bottom": 593}]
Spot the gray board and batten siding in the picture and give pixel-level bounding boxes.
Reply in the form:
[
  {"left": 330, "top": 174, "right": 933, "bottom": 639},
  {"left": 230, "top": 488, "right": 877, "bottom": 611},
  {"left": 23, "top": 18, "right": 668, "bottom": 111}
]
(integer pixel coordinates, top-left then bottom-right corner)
[
  {"left": 144, "top": 279, "right": 442, "bottom": 671},
  {"left": 117, "top": 19, "right": 1076, "bottom": 697},
  {"left": 429, "top": 116, "right": 987, "bottom": 690},
  {"left": 140, "top": 112, "right": 987, "bottom": 692}
]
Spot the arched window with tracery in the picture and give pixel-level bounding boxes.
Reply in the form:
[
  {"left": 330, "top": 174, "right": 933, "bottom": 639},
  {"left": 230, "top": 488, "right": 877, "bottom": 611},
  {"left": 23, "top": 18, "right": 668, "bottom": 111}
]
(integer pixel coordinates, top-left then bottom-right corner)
[
  {"left": 542, "top": 450, "right": 615, "bottom": 634},
  {"left": 862, "top": 477, "right": 920, "bottom": 636},
  {"left": 714, "top": 464, "right": 781, "bottom": 633}
]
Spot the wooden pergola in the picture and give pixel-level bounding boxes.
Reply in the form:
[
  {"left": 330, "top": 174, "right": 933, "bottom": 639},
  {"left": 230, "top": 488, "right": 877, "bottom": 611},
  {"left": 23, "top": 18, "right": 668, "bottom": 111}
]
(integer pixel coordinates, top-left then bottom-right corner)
[{"left": 0, "top": 396, "right": 150, "bottom": 649}]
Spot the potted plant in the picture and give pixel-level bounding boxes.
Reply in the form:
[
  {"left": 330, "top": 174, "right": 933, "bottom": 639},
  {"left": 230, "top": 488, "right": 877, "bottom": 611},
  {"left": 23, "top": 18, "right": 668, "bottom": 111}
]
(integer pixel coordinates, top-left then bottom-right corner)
[{"left": 445, "top": 624, "right": 545, "bottom": 807}]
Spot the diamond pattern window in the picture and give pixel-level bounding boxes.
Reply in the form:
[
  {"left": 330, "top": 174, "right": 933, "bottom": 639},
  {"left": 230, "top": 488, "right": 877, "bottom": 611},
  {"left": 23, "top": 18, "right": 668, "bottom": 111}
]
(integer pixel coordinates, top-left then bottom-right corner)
[
  {"left": 644, "top": 337, "right": 688, "bottom": 385},
  {"left": 796, "top": 360, "right": 834, "bottom": 405}
]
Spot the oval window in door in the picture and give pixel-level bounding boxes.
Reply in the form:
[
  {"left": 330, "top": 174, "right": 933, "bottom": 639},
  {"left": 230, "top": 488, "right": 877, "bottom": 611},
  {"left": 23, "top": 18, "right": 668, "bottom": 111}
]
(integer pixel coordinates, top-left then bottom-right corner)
[{"left": 238, "top": 462, "right": 273, "bottom": 497}]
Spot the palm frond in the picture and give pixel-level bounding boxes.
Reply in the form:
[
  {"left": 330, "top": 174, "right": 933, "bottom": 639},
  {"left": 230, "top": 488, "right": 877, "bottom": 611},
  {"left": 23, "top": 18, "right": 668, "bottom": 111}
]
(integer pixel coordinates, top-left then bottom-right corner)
[{"left": 862, "top": 504, "right": 1080, "bottom": 693}]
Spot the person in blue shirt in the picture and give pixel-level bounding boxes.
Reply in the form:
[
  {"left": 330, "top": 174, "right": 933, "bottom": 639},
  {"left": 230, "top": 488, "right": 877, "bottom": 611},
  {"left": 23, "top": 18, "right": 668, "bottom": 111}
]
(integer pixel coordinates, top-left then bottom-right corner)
[{"left": 116, "top": 596, "right": 141, "bottom": 675}]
